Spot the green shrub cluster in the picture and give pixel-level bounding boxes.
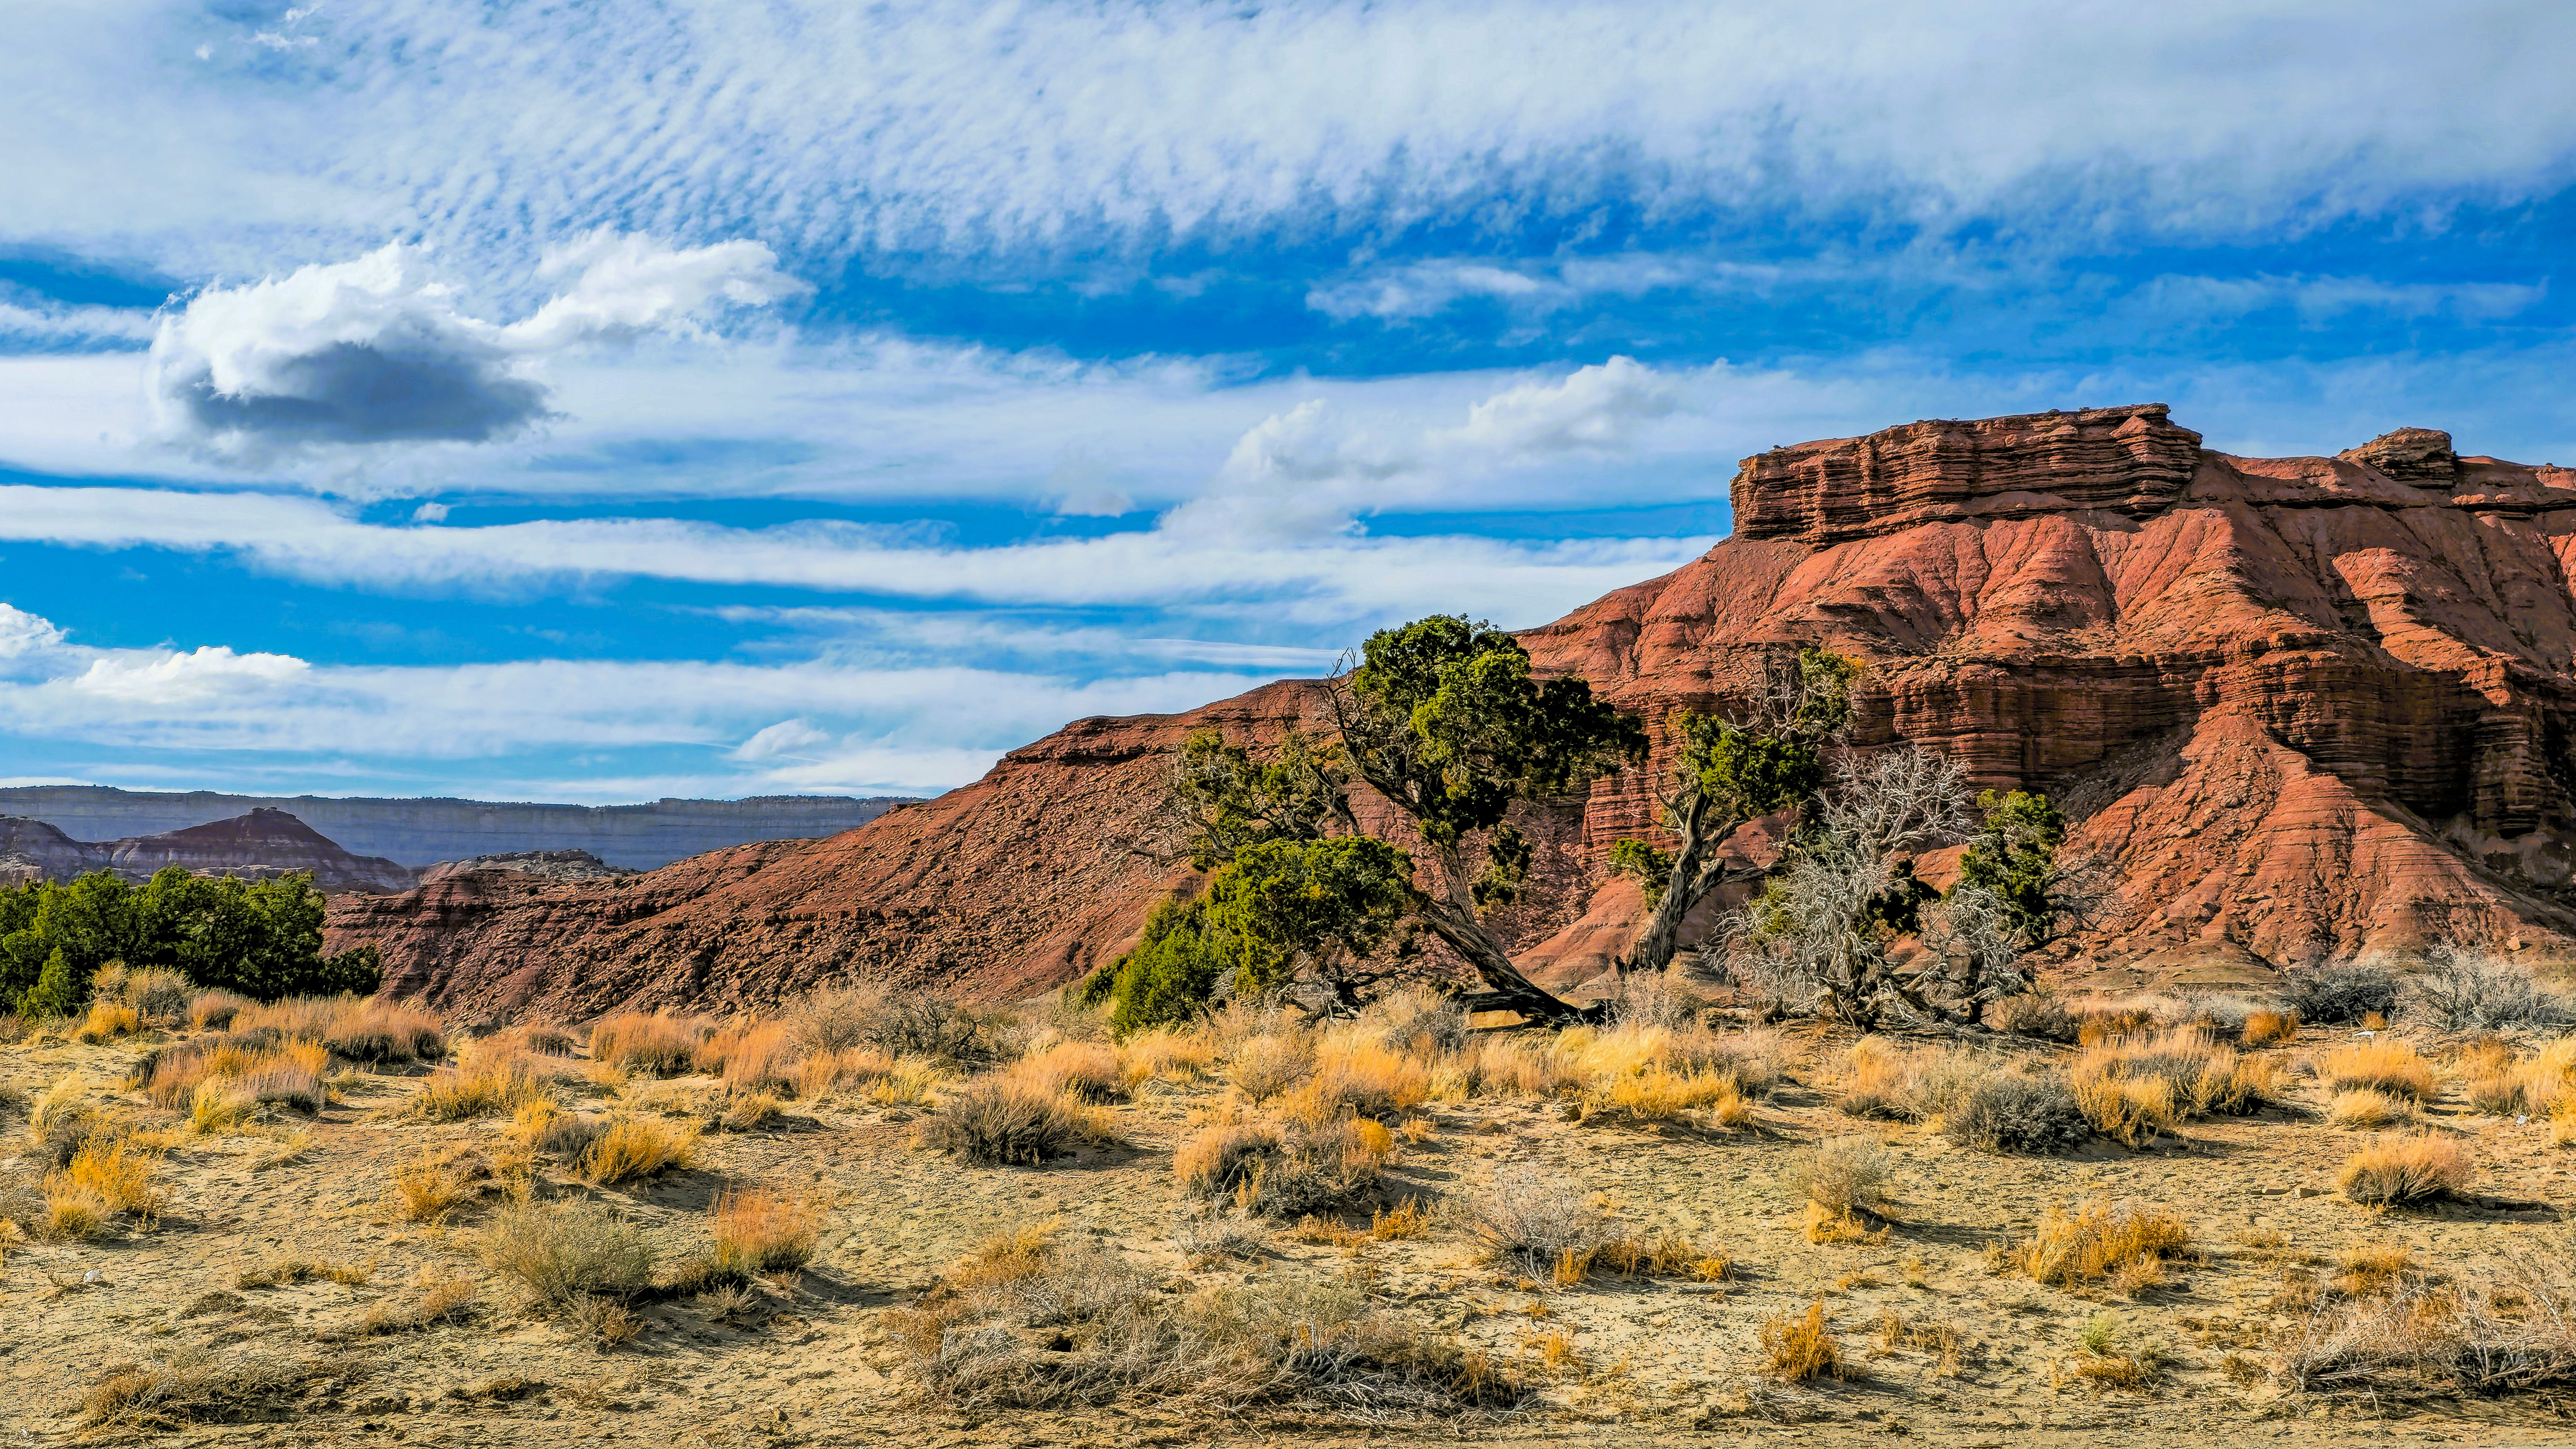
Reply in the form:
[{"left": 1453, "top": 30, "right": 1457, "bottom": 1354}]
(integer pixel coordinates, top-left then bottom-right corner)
[{"left": 2, "top": 867, "right": 380, "bottom": 1017}]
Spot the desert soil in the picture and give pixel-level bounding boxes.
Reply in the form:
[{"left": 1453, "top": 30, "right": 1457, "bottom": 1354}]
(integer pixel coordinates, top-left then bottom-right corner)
[{"left": 4, "top": 1022, "right": 2574, "bottom": 1448}]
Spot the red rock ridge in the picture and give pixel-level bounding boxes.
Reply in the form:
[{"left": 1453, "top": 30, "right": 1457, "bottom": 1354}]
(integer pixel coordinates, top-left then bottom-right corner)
[{"left": 329, "top": 405, "right": 2576, "bottom": 1015}]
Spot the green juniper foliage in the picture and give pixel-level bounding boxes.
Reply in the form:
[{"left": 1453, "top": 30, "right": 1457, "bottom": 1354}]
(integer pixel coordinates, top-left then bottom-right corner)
[
  {"left": 1, "top": 867, "right": 381, "bottom": 1017},
  {"left": 1087, "top": 615, "right": 1642, "bottom": 1029},
  {"left": 1954, "top": 790, "right": 2068, "bottom": 946}
]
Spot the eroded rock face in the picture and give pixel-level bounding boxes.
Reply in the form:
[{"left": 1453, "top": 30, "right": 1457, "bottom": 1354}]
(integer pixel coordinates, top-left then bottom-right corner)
[{"left": 328, "top": 405, "right": 2576, "bottom": 1014}]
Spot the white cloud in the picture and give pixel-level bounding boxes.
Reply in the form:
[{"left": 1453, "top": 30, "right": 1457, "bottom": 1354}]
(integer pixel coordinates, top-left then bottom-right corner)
[
  {"left": 0, "top": 603, "right": 67, "bottom": 659},
  {"left": 730, "top": 718, "right": 832, "bottom": 761},
  {"left": 0, "top": 297, "right": 159, "bottom": 346},
  {"left": 8, "top": 2, "right": 2572, "bottom": 283},
  {"left": 143, "top": 236, "right": 802, "bottom": 462}
]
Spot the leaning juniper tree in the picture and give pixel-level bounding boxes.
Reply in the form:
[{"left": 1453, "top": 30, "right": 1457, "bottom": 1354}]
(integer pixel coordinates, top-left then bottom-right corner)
[
  {"left": 1086, "top": 615, "right": 1644, "bottom": 1028},
  {"left": 1605, "top": 645, "right": 1862, "bottom": 978}
]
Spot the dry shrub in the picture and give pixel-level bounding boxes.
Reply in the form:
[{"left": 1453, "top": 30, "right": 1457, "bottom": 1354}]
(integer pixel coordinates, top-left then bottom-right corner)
[
  {"left": 391, "top": 1148, "right": 495, "bottom": 1223},
  {"left": 719, "top": 1091, "right": 782, "bottom": 1130},
  {"left": 1785, "top": 1136, "right": 1894, "bottom": 1216},
  {"left": 409, "top": 1039, "right": 555, "bottom": 1121},
  {"left": 2009, "top": 1199, "right": 2190, "bottom": 1288},
  {"left": 1224, "top": 1033, "right": 1312, "bottom": 1102},
  {"left": 74, "top": 1000, "right": 142, "bottom": 1042},
  {"left": 511, "top": 1100, "right": 610, "bottom": 1160},
  {"left": 1292, "top": 1030, "right": 1429, "bottom": 1122},
  {"left": 2283, "top": 961, "right": 2402, "bottom": 1026},
  {"left": 1580, "top": 1063, "right": 1749, "bottom": 1124},
  {"left": 2464, "top": 1036, "right": 2576, "bottom": 1117},
  {"left": 1760, "top": 1304, "right": 1845, "bottom": 1383},
  {"left": 2316, "top": 1037, "right": 2436, "bottom": 1100},
  {"left": 1119, "top": 1027, "right": 1218, "bottom": 1088},
  {"left": 569, "top": 1292, "right": 643, "bottom": 1346},
  {"left": 346, "top": 1270, "right": 478, "bottom": 1337},
  {"left": 1834, "top": 1037, "right": 1986, "bottom": 1122},
  {"left": 1446, "top": 1035, "right": 1580, "bottom": 1099},
  {"left": 1174, "top": 1109, "right": 1383, "bottom": 1219},
  {"left": 317, "top": 999, "right": 446, "bottom": 1063},
  {"left": 2074, "top": 1003, "right": 2160, "bottom": 1045},
  {"left": 41, "top": 1133, "right": 162, "bottom": 1238},
  {"left": 896, "top": 1226, "right": 1522, "bottom": 1413},
  {"left": 790, "top": 1046, "right": 894, "bottom": 1101},
  {"left": 2326, "top": 1088, "right": 2417, "bottom": 1129},
  {"left": 2066, "top": 1029, "right": 2274, "bottom": 1145},
  {"left": 187, "top": 991, "right": 251, "bottom": 1030},
  {"left": 579, "top": 1114, "right": 699, "bottom": 1184},
  {"left": 1987, "top": 992, "right": 2079, "bottom": 1042},
  {"left": 1467, "top": 1168, "right": 1613, "bottom": 1279},
  {"left": 1364, "top": 986, "right": 1470, "bottom": 1056},
  {"left": 2405, "top": 945, "right": 2575, "bottom": 1030},
  {"left": 2242, "top": 1008, "right": 2300, "bottom": 1046},
  {"left": 2281, "top": 1232, "right": 2576, "bottom": 1396},
  {"left": 696, "top": 1018, "right": 793, "bottom": 1091},
  {"left": 863, "top": 995, "right": 1010, "bottom": 1066},
  {"left": 109, "top": 968, "right": 193, "bottom": 1023},
  {"left": 788, "top": 985, "right": 881, "bottom": 1054},
  {"left": 238, "top": 1256, "right": 373, "bottom": 1288},
  {"left": 587, "top": 1012, "right": 706, "bottom": 1076},
  {"left": 1174, "top": 1215, "right": 1267, "bottom": 1267},
  {"left": 2334, "top": 1243, "right": 2413, "bottom": 1296},
  {"left": 922, "top": 1077, "right": 1116, "bottom": 1166},
  {"left": 81, "top": 1350, "right": 321, "bottom": 1429},
  {"left": 480, "top": 1198, "right": 657, "bottom": 1305},
  {"left": 1011, "top": 1040, "right": 1125, "bottom": 1102},
  {"left": 1371, "top": 1196, "right": 1434, "bottom": 1241},
  {"left": 866, "top": 1057, "right": 946, "bottom": 1107},
  {"left": 2338, "top": 1134, "right": 2470, "bottom": 1206},
  {"left": 1943, "top": 1074, "right": 2090, "bottom": 1154},
  {"left": 709, "top": 1189, "right": 822, "bottom": 1276}
]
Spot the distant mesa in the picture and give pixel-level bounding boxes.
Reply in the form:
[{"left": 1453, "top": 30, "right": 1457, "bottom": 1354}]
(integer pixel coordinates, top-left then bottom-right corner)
[
  {"left": 1, "top": 806, "right": 414, "bottom": 894},
  {"left": 420, "top": 850, "right": 637, "bottom": 885},
  {"left": 323, "top": 402, "right": 2576, "bottom": 1020},
  {"left": 0, "top": 785, "right": 916, "bottom": 871}
]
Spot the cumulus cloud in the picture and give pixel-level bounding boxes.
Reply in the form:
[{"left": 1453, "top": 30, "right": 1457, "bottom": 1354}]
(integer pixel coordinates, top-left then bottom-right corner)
[
  {"left": 731, "top": 718, "right": 832, "bottom": 761},
  {"left": 144, "top": 236, "right": 803, "bottom": 461}
]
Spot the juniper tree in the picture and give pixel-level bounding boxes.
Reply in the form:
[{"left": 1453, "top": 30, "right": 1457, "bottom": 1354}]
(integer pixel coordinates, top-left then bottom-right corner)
[
  {"left": 1088, "top": 615, "right": 1643, "bottom": 1028},
  {"left": 1609, "top": 645, "right": 1860, "bottom": 977}
]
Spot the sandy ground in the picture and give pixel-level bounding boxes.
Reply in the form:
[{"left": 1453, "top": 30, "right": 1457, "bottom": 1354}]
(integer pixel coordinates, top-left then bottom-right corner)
[{"left": 5, "top": 1019, "right": 2575, "bottom": 1448}]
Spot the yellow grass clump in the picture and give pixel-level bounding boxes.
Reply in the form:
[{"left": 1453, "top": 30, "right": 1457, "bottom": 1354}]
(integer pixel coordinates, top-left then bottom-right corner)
[
  {"left": 587, "top": 1012, "right": 707, "bottom": 1076},
  {"left": 579, "top": 1114, "right": 700, "bottom": 1184},
  {"left": 408, "top": 1043, "right": 550, "bottom": 1122},
  {"left": 2241, "top": 1008, "right": 2299, "bottom": 1046},
  {"left": 2008, "top": 1199, "right": 2190, "bottom": 1289},
  {"left": 2065, "top": 1029, "right": 2274, "bottom": 1145},
  {"left": 2337, "top": 1134, "right": 2471, "bottom": 1206},
  {"left": 1117, "top": 1027, "right": 1217, "bottom": 1088},
  {"left": 866, "top": 1057, "right": 946, "bottom": 1107},
  {"left": 1010, "top": 1040, "right": 1125, "bottom": 1102},
  {"left": 74, "top": 1000, "right": 142, "bottom": 1043},
  {"left": 1760, "top": 1304, "right": 1845, "bottom": 1382},
  {"left": 789, "top": 1046, "right": 895, "bottom": 1101},
  {"left": 709, "top": 1189, "right": 823, "bottom": 1275},
  {"left": 1223, "top": 1033, "right": 1313, "bottom": 1102},
  {"left": 42, "top": 1134, "right": 163, "bottom": 1239},
  {"left": 2326, "top": 1088, "right": 2417, "bottom": 1129},
  {"left": 2315, "top": 1037, "right": 2436, "bottom": 1100},
  {"left": 1287, "top": 1031, "right": 1429, "bottom": 1123}
]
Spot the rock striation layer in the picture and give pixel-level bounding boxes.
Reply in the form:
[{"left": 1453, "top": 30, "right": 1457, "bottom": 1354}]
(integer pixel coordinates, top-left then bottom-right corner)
[{"left": 329, "top": 405, "right": 2576, "bottom": 1015}]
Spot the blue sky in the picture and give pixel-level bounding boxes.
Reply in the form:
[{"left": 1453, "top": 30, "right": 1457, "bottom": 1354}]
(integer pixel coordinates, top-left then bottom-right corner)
[{"left": 0, "top": 1, "right": 2571, "bottom": 803}]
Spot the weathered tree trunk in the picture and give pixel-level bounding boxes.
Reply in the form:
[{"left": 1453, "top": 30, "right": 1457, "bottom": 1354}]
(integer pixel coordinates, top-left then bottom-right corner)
[{"left": 1627, "top": 792, "right": 1752, "bottom": 978}]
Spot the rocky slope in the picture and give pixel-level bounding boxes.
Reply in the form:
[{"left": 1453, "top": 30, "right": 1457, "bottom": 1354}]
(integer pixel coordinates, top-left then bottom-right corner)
[
  {"left": 3, "top": 808, "right": 420, "bottom": 894},
  {"left": 328, "top": 404, "right": 2576, "bottom": 1016},
  {"left": 0, "top": 787, "right": 910, "bottom": 869}
]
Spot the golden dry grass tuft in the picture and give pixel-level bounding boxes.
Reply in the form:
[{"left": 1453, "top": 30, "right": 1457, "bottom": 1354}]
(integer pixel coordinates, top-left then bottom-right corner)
[
  {"left": 2316, "top": 1037, "right": 2437, "bottom": 1100},
  {"left": 1009, "top": 1039, "right": 1125, "bottom": 1102},
  {"left": 2009, "top": 1199, "right": 2190, "bottom": 1290},
  {"left": 579, "top": 1114, "right": 700, "bottom": 1184},
  {"left": 921, "top": 1077, "right": 1117, "bottom": 1166},
  {"left": 74, "top": 1000, "right": 142, "bottom": 1042},
  {"left": 2326, "top": 1088, "right": 2418, "bottom": 1129},
  {"left": 2338, "top": 1134, "right": 2471, "bottom": 1206},
  {"left": 1760, "top": 1303, "right": 1846, "bottom": 1382},
  {"left": 709, "top": 1189, "right": 823, "bottom": 1276},
  {"left": 2241, "top": 1008, "right": 2299, "bottom": 1046},
  {"left": 588, "top": 1012, "right": 707, "bottom": 1075}
]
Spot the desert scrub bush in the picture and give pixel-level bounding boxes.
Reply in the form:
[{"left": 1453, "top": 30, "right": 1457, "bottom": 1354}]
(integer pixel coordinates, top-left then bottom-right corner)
[
  {"left": 42, "top": 1132, "right": 163, "bottom": 1239},
  {"left": 2008, "top": 1199, "right": 2190, "bottom": 1291},
  {"left": 1577, "top": 1062, "right": 1750, "bottom": 1124},
  {"left": 2326, "top": 1088, "right": 2418, "bottom": 1129},
  {"left": 1173, "top": 1214, "right": 1268, "bottom": 1267},
  {"left": 1943, "top": 1074, "right": 2091, "bottom": 1154},
  {"left": 510, "top": 1099, "right": 610, "bottom": 1160},
  {"left": 788, "top": 984, "right": 881, "bottom": 1053},
  {"left": 695, "top": 1017, "right": 793, "bottom": 1091},
  {"left": 789, "top": 1045, "right": 895, "bottom": 1101},
  {"left": 480, "top": 1198, "right": 657, "bottom": 1305},
  {"left": 2066, "top": 1029, "right": 2273, "bottom": 1144},
  {"left": 2404, "top": 944, "right": 2575, "bottom": 1029},
  {"left": 1785, "top": 1136, "right": 1895, "bottom": 1217},
  {"left": 578, "top": 1113, "right": 699, "bottom": 1184},
  {"left": 1289, "top": 1029, "right": 1429, "bottom": 1122},
  {"left": 865, "top": 995, "right": 1010, "bottom": 1066},
  {"left": 1223, "top": 1032, "right": 1312, "bottom": 1102},
  {"left": 1760, "top": 1304, "right": 1846, "bottom": 1383},
  {"left": 2242, "top": 1008, "right": 2299, "bottom": 1046},
  {"left": 2072, "top": 1312, "right": 2167, "bottom": 1390},
  {"left": 74, "top": 999, "right": 143, "bottom": 1042},
  {"left": 587, "top": 1012, "right": 707, "bottom": 1075},
  {"left": 316, "top": 998, "right": 446, "bottom": 1063},
  {"left": 185, "top": 990, "right": 251, "bottom": 1030},
  {"left": 922, "top": 1077, "right": 1117, "bottom": 1166},
  {"left": 1118, "top": 1026, "right": 1218, "bottom": 1088},
  {"left": 81, "top": 1349, "right": 329, "bottom": 1429},
  {"left": 1364, "top": 985, "right": 1470, "bottom": 1055},
  {"left": 1443, "top": 1034, "right": 1581, "bottom": 1100},
  {"left": 145, "top": 1034, "right": 332, "bottom": 1118},
  {"left": 2338, "top": 1134, "right": 2471, "bottom": 1206},
  {"left": 2280, "top": 1233, "right": 2576, "bottom": 1395},
  {"left": 1174, "top": 1109, "right": 1386, "bottom": 1219},
  {"left": 1986, "top": 992, "right": 2079, "bottom": 1042},
  {"left": 1465, "top": 1168, "right": 1614, "bottom": 1280},
  {"left": 2315, "top": 1036, "right": 2436, "bottom": 1100},
  {"left": 2466, "top": 1036, "right": 2576, "bottom": 1117},
  {"left": 707, "top": 1189, "right": 822, "bottom": 1277},
  {"left": 237, "top": 1255, "right": 374, "bottom": 1288},
  {"left": 391, "top": 1147, "right": 497, "bottom": 1223},
  {"left": 2283, "top": 961, "right": 2401, "bottom": 1025},
  {"left": 719, "top": 1090, "right": 782, "bottom": 1130},
  {"left": 408, "top": 1039, "right": 558, "bottom": 1121},
  {"left": 1835, "top": 1036, "right": 1984, "bottom": 1122},
  {"left": 896, "top": 1227, "right": 1523, "bottom": 1413},
  {"left": 1010, "top": 1039, "right": 1125, "bottom": 1102},
  {"left": 866, "top": 1056, "right": 947, "bottom": 1107}
]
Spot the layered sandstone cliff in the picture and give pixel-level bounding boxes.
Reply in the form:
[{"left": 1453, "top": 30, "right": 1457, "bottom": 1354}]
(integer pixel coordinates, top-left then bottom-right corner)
[
  {"left": 329, "top": 404, "right": 2576, "bottom": 1016},
  {"left": 3, "top": 808, "right": 420, "bottom": 894}
]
